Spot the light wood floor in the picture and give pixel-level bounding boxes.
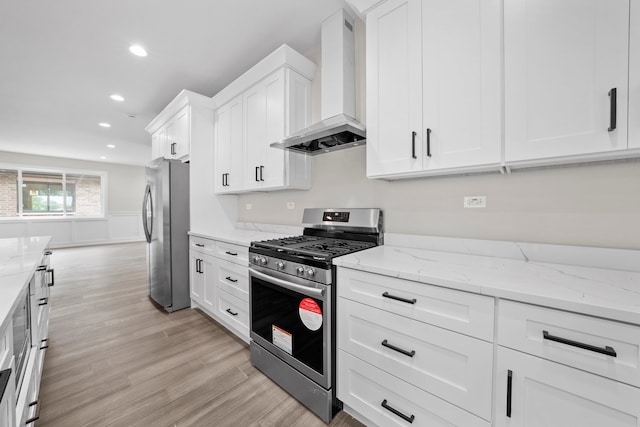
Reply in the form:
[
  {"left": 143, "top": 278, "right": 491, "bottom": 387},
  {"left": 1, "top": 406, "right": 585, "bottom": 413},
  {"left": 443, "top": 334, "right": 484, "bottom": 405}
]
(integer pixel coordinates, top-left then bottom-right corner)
[{"left": 38, "top": 242, "right": 365, "bottom": 427}]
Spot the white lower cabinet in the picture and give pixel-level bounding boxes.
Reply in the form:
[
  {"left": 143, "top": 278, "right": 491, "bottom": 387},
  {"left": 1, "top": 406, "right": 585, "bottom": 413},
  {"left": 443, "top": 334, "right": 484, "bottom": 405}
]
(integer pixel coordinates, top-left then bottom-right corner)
[
  {"left": 189, "top": 235, "right": 249, "bottom": 342},
  {"left": 1, "top": 323, "right": 15, "bottom": 427},
  {"left": 337, "top": 267, "right": 494, "bottom": 426},
  {"left": 494, "top": 346, "right": 640, "bottom": 427},
  {"left": 338, "top": 351, "right": 490, "bottom": 427}
]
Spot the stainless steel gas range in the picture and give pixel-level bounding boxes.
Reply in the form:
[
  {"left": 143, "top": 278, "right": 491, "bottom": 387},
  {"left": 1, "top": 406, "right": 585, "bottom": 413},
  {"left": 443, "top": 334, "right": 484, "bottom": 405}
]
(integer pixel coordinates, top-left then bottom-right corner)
[{"left": 248, "top": 208, "right": 383, "bottom": 423}]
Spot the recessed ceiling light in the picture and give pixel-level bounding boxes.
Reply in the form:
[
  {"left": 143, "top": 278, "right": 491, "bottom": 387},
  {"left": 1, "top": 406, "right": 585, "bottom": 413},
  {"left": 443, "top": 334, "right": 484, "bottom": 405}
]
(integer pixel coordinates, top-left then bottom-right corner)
[
  {"left": 100, "top": 156, "right": 107, "bottom": 160},
  {"left": 98, "top": 122, "right": 111, "bottom": 128},
  {"left": 106, "top": 144, "right": 116, "bottom": 148},
  {"left": 129, "top": 44, "right": 147, "bottom": 57},
  {"left": 110, "top": 94, "right": 125, "bottom": 102}
]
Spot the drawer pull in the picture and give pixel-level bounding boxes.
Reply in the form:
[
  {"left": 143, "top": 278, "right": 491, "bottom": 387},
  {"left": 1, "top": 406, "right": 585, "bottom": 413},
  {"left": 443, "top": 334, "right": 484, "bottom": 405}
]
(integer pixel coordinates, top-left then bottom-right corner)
[
  {"left": 47, "top": 268, "right": 55, "bottom": 287},
  {"left": 41, "top": 338, "right": 49, "bottom": 350},
  {"left": 39, "top": 297, "right": 49, "bottom": 306},
  {"left": 25, "top": 400, "right": 40, "bottom": 424},
  {"left": 225, "top": 276, "right": 238, "bottom": 283},
  {"left": 506, "top": 369, "right": 513, "bottom": 418},
  {"left": 542, "top": 330, "right": 617, "bottom": 357},
  {"left": 195, "top": 243, "right": 205, "bottom": 247},
  {"left": 36, "top": 265, "right": 47, "bottom": 271},
  {"left": 226, "top": 308, "right": 238, "bottom": 316},
  {"left": 382, "top": 292, "right": 417, "bottom": 305},
  {"left": 381, "top": 340, "right": 415, "bottom": 358},
  {"left": 381, "top": 399, "right": 415, "bottom": 423},
  {"left": 225, "top": 251, "right": 238, "bottom": 256}
]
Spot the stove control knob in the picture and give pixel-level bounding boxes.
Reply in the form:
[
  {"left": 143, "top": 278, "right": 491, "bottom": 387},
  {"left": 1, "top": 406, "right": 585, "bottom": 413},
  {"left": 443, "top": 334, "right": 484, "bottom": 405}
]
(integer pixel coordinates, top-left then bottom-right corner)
[
  {"left": 276, "top": 261, "right": 286, "bottom": 270},
  {"left": 260, "top": 257, "right": 268, "bottom": 266},
  {"left": 296, "top": 266, "right": 305, "bottom": 275},
  {"left": 252, "top": 256, "right": 260, "bottom": 264},
  {"left": 306, "top": 268, "right": 316, "bottom": 278}
]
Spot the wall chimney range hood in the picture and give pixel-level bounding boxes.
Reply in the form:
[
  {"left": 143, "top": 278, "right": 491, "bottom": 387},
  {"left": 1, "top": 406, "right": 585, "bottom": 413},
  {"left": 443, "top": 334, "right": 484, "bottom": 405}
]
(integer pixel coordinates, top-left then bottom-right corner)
[{"left": 271, "top": 9, "right": 365, "bottom": 155}]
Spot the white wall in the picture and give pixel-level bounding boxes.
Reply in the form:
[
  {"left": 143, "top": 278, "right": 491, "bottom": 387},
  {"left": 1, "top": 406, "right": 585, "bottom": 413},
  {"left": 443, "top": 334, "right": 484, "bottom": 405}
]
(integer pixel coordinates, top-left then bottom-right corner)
[
  {"left": 236, "top": 20, "right": 640, "bottom": 250},
  {"left": 0, "top": 151, "right": 145, "bottom": 247}
]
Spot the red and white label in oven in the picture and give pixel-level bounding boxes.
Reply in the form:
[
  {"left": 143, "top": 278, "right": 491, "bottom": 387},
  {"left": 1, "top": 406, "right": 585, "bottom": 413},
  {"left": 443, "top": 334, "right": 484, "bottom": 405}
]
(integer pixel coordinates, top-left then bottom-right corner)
[{"left": 299, "top": 298, "right": 323, "bottom": 331}]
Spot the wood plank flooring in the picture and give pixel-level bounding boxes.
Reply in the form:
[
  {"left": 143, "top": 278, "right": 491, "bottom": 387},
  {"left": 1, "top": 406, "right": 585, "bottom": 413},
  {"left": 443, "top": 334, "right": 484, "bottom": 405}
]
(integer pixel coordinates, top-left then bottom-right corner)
[{"left": 37, "top": 242, "right": 365, "bottom": 427}]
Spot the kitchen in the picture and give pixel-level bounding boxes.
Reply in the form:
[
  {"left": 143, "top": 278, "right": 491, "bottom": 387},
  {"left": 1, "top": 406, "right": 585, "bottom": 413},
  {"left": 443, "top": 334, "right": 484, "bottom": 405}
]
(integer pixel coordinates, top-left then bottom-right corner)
[{"left": 1, "top": 0, "right": 640, "bottom": 426}]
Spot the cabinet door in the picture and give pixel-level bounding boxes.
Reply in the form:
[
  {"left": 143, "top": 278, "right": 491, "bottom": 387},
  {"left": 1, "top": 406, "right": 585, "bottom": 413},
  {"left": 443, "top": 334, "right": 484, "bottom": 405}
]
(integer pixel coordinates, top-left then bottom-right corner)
[
  {"left": 244, "top": 81, "right": 268, "bottom": 189},
  {"left": 366, "top": 0, "right": 423, "bottom": 177},
  {"left": 151, "top": 128, "right": 166, "bottom": 160},
  {"left": 505, "top": 0, "right": 629, "bottom": 163},
  {"left": 422, "top": 0, "right": 501, "bottom": 170},
  {"left": 200, "top": 255, "right": 216, "bottom": 313},
  {"left": 189, "top": 251, "right": 204, "bottom": 304},
  {"left": 495, "top": 347, "right": 640, "bottom": 427},
  {"left": 215, "top": 96, "right": 244, "bottom": 193},
  {"left": 166, "top": 107, "right": 190, "bottom": 159}
]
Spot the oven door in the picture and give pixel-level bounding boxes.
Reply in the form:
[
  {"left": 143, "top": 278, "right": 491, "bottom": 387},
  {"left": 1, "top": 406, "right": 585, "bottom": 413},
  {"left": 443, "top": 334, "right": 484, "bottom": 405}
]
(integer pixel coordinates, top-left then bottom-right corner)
[{"left": 249, "top": 266, "right": 331, "bottom": 389}]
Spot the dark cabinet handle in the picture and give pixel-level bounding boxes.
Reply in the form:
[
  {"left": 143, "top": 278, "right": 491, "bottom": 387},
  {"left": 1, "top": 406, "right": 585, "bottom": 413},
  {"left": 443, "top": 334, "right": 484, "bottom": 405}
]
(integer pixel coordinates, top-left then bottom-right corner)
[
  {"left": 382, "top": 292, "right": 417, "bottom": 305},
  {"left": 0, "top": 368, "right": 10, "bottom": 403},
  {"left": 39, "top": 297, "right": 49, "bottom": 306},
  {"left": 506, "top": 370, "right": 513, "bottom": 417},
  {"left": 543, "top": 330, "right": 617, "bottom": 357},
  {"left": 381, "top": 339, "right": 415, "bottom": 357},
  {"left": 170, "top": 142, "right": 177, "bottom": 155},
  {"left": 381, "top": 399, "right": 415, "bottom": 423},
  {"left": 36, "top": 265, "right": 46, "bottom": 271},
  {"left": 225, "top": 251, "right": 238, "bottom": 256},
  {"left": 255, "top": 166, "right": 260, "bottom": 182},
  {"left": 25, "top": 400, "right": 40, "bottom": 424},
  {"left": 195, "top": 243, "right": 205, "bottom": 247},
  {"left": 608, "top": 88, "right": 617, "bottom": 132},
  {"left": 426, "top": 128, "right": 432, "bottom": 157},
  {"left": 226, "top": 308, "right": 238, "bottom": 316},
  {"left": 45, "top": 250, "right": 52, "bottom": 255},
  {"left": 195, "top": 259, "right": 202, "bottom": 274},
  {"left": 260, "top": 165, "right": 264, "bottom": 181},
  {"left": 47, "top": 268, "right": 54, "bottom": 287},
  {"left": 225, "top": 276, "right": 238, "bottom": 283},
  {"left": 411, "top": 131, "right": 417, "bottom": 159},
  {"left": 40, "top": 339, "right": 49, "bottom": 350}
]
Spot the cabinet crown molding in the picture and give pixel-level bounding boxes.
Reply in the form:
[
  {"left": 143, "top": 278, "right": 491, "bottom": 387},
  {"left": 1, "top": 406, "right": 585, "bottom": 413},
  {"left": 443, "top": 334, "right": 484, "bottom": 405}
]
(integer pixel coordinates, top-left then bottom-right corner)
[
  {"left": 211, "top": 44, "right": 316, "bottom": 108},
  {"left": 145, "top": 89, "right": 213, "bottom": 134}
]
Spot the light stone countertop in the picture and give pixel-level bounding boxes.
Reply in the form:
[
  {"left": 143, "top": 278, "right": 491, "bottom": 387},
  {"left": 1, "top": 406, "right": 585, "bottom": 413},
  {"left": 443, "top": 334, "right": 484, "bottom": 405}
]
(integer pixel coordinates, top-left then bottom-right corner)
[
  {"left": 334, "top": 239, "right": 640, "bottom": 325},
  {"left": 189, "top": 223, "right": 303, "bottom": 247},
  {"left": 0, "top": 236, "right": 52, "bottom": 334}
]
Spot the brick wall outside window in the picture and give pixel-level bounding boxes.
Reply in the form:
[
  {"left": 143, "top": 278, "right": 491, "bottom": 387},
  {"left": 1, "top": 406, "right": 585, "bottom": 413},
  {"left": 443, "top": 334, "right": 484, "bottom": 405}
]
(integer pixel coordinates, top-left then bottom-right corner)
[{"left": 0, "top": 170, "right": 18, "bottom": 217}]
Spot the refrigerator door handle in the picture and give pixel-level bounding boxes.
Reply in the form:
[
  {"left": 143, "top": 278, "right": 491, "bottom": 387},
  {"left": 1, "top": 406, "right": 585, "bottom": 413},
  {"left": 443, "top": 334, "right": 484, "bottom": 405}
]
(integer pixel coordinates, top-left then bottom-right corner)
[{"left": 142, "top": 184, "right": 153, "bottom": 243}]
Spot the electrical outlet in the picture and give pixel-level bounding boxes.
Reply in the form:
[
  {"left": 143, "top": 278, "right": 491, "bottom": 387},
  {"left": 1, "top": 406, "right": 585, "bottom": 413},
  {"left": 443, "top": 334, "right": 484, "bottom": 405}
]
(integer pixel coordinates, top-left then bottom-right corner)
[
  {"left": 286, "top": 202, "right": 295, "bottom": 210},
  {"left": 245, "top": 203, "right": 252, "bottom": 210},
  {"left": 464, "top": 196, "right": 486, "bottom": 208}
]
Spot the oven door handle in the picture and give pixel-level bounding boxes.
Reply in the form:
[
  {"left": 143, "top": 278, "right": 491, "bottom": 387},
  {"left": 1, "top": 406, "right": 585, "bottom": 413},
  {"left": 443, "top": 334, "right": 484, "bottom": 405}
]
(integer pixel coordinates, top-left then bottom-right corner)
[{"left": 249, "top": 268, "right": 325, "bottom": 298}]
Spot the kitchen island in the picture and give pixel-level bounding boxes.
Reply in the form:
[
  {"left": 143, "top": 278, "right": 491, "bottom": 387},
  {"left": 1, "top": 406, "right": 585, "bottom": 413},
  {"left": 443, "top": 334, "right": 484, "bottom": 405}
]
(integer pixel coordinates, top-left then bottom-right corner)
[{"left": 0, "top": 235, "right": 52, "bottom": 427}]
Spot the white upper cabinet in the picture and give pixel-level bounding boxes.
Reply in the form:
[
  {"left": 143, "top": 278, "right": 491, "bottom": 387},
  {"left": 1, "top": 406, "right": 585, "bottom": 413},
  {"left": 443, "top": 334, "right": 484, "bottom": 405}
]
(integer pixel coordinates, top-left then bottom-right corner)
[
  {"left": 504, "top": 0, "right": 630, "bottom": 164},
  {"left": 366, "top": 0, "right": 501, "bottom": 179},
  {"left": 146, "top": 90, "right": 213, "bottom": 163},
  {"left": 366, "top": 0, "right": 423, "bottom": 176},
  {"left": 213, "top": 45, "right": 315, "bottom": 194},
  {"left": 214, "top": 95, "right": 243, "bottom": 193}
]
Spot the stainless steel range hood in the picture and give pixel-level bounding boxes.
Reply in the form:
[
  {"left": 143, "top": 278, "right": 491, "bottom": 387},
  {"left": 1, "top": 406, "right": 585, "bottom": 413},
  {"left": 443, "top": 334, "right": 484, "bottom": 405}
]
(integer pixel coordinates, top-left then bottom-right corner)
[{"left": 271, "top": 9, "right": 365, "bottom": 155}]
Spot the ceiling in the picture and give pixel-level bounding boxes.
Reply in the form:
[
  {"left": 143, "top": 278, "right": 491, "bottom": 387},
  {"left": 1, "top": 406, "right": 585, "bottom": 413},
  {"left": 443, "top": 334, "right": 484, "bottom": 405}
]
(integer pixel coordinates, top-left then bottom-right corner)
[{"left": 0, "top": 0, "right": 347, "bottom": 166}]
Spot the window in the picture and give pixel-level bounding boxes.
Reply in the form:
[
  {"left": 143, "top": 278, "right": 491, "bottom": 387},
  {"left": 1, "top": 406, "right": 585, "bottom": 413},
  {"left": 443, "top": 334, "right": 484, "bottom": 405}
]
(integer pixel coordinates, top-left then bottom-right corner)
[{"left": 0, "top": 166, "right": 105, "bottom": 218}]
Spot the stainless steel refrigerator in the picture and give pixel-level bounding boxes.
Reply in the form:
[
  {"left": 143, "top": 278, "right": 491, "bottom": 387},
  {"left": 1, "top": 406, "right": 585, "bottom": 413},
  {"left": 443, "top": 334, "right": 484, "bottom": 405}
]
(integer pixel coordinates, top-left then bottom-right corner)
[{"left": 142, "top": 157, "right": 190, "bottom": 312}]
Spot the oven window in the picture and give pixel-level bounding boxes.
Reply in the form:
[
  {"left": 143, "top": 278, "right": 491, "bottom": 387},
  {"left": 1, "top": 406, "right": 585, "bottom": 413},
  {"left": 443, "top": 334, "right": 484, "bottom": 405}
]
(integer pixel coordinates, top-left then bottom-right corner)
[{"left": 251, "top": 276, "right": 324, "bottom": 374}]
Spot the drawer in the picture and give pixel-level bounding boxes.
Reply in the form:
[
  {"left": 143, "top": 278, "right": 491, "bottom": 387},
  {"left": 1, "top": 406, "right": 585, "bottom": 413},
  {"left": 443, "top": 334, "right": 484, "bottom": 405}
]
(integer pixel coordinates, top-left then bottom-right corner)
[
  {"left": 499, "top": 300, "right": 640, "bottom": 388},
  {"left": 216, "top": 260, "right": 248, "bottom": 301},
  {"left": 216, "top": 289, "right": 249, "bottom": 338},
  {"left": 337, "top": 351, "right": 490, "bottom": 427},
  {"left": 215, "top": 241, "right": 248, "bottom": 265},
  {"left": 338, "top": 268, "right": 494, "bottom": 341},
  {"left": 338, "top": 298, "right": 493, "bottom": 420},
  {"left": 190, "top": 236, "right": 216, "bottom": 256}
]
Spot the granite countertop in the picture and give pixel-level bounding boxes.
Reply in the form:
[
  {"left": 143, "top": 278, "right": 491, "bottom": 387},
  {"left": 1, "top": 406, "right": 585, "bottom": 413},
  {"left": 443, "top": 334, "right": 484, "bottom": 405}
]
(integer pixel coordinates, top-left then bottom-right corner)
[
  {"left": 334, "top": 240, "right": 640, "bottom": 325},
  {"left": 0, "top": 236, "right": 52, "bottom": 333}
]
